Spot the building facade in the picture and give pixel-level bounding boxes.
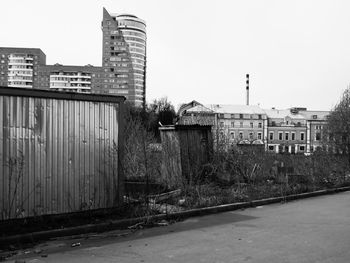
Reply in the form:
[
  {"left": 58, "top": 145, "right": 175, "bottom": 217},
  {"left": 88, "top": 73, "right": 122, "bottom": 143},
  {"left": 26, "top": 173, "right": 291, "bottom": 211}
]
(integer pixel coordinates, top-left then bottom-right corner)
[
  {"left": 1, "top": 9, "right": 146, "bottom": 106},
  {"left": 37, "top": 64, "right": 103, "bottom": 93},
  {"left": 265, "top": 108, "right": 307, "bottom": 153},
  {"left": 101, "top": 8, "right": 146, "bottom": 107},
  {"left": 179, "top": 103, "right": 268, "bottom": 146},
  {"left": 299, "top": 110, "right": 329, "bottom": 153},
  {"left": 0, "top": 47, "right": 46, "bottom": 89},
  {"left": 179, "top": 101, "right": 329, "bottom": 154}
]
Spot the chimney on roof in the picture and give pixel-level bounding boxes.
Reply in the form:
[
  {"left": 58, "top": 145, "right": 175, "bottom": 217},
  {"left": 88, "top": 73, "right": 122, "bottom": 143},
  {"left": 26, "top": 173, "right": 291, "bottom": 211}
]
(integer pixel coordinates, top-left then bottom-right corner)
[{"left": 246, "top": 74, "right": 249, "bottom": 105}]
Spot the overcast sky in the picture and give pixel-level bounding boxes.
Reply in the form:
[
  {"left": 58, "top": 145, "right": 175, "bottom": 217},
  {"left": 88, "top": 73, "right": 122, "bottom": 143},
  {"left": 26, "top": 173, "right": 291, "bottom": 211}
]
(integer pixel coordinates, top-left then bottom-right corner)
[{"left": 2, "top": 0, "right": 350, "bottom": 110}]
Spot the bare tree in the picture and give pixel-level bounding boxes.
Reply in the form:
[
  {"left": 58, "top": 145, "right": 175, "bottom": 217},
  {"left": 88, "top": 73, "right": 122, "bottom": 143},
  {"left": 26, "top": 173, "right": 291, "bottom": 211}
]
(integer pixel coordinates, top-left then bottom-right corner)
[{"left": 324, "top": 87, "right": 350, "bottom": 165}]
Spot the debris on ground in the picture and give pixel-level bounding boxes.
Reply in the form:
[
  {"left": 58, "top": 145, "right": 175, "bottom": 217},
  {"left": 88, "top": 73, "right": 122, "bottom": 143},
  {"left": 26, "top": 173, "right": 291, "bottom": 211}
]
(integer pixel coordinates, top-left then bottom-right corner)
[
  {"left": 71, "top": 242, "right": 81, "bottom": 247},
  {"left": 34, "top": 248, "right": 43, "bottom": 254},
  {"left": 156, "top": 220, "right": 169, "bottom": 226},
  {"left": 178, "top": 199, "right": 186, "bottom": 206},
  {"left": 128, "top": 222, "right": 144, "bottom": 230},
  {"left": 148, "top": 189, "right": 182, "bottom": 204}
]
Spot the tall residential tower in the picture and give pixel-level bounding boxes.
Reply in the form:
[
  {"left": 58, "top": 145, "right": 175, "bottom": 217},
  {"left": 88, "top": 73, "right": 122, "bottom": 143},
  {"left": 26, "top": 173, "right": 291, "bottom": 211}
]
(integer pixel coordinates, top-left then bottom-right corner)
[{"left": 101, "top": 8, "right": 146, "bottom": 107}]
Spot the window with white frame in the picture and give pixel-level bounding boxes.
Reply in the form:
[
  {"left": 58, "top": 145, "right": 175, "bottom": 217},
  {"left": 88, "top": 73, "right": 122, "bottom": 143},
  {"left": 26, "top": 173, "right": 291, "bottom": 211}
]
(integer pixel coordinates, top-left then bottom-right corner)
[
  {"left": 285, "top": 132, "right": 289, "bottom": 140},
  {"left": 278, "top": 132, "right": 283, "bottom": 140},
  {"left": 257, "top": 132, "right": 262, "bottom": 140}
]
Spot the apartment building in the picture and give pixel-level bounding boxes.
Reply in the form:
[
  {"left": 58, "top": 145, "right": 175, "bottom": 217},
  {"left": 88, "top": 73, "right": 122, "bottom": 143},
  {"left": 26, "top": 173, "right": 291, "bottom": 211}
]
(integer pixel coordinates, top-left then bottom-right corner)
[
  {"left": 37, "top": 64, "right": 103, "bottom": 93},
  {"left": 1, "top": 8, "right": 146, "bottom": 106},
  {"left": 101, "top": 8, "right": 146, "bottom": 106},
  {"left": 0, "top": 47, "right": 46, "bottom": 89}
]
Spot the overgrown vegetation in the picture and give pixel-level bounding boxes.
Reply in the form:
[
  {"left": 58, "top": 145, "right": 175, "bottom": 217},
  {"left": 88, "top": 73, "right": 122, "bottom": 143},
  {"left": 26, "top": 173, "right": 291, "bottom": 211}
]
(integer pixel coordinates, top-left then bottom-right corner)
[
  {"left": 178, "top": 147, "right": 350, "bottom": 209},
  {"left": 323, "top": 86, "right": 350, "bottom": 165},
  {"left": 122, "top": 96, "right": 350, "bottom": 213}
]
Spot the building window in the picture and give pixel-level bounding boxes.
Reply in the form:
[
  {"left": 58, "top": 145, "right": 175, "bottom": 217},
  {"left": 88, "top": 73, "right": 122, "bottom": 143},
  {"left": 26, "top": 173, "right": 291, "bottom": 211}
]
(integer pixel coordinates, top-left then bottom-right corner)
[
  {"left": 250, "top": 122, "right": 253, "bottom": 128},
  {"left": 239, "top": 114, "right": 243, "bottom": 119},
  {"left": 258, "top": 114, "right": 262, "bottom": 119},
  {"left": 300, "top": 132, "right": 305, "bottom": 141},
  {"left": 239, "top": 132, "right": 243, "bottom": 140},
  {"left": 315, "top": 132, "right": 321, "bottom": 141},
  {"left": 268, "top": 145, "right": 274, "bottom": 151},
  {"left": 258, "top": 122, "right": 262, "bottom": 128},
  {"left": 249, "top": 132, "right": 254, "bottom": 140},
  {"left": 312, "top": 115, "right": 318, "bottom": 119},
  {"left": 271, "top": 121, "right": 276, "bottom": 126},
  {"left": 257, "top": 132, "right": 262, "bottom": 140},
  {"left": 230, "top": 122, "right": 234, "bottom": 127},
  {"left": 269, "top": 132, "right": 274, "bottom": 140},
  {"left": 219, "top": 113, "right": 224, "bottom": 118},
  {"left": 299, "top": 145, "right": 305, "bottom": 151},
  {"left": 291, "top": 132, "right": 295, "bottom": 140},
  {"left": 278, "top": 132, "right": 283, "bottom": 140},
  {"left": 231, "top": 114, "right": 235, "bottom": 118},
  {"left": 220, "top": 121, "right": 224, "bottom": 127},
  {"left": 230, "top": 132, "right": 235, "bottom": 139},
  {"left": 285, "top": 133, "right": 289, "bottom": 140}
]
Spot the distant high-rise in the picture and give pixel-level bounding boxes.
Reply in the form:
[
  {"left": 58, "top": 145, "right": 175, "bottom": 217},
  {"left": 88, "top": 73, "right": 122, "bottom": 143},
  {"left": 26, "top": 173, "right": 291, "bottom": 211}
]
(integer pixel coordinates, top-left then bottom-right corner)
[
  {"left": 0, "top": 47, "right": 46, "bottom": 89},
  {"left": 101, "top": 8, "right": 146, "bottom": 107}
]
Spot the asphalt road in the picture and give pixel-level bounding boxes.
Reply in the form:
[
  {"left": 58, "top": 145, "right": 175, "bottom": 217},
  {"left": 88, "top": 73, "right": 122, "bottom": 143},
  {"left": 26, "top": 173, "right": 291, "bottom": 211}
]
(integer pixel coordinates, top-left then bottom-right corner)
[{"left": 5, "top": 191, "right": 350, "bottom": 263}]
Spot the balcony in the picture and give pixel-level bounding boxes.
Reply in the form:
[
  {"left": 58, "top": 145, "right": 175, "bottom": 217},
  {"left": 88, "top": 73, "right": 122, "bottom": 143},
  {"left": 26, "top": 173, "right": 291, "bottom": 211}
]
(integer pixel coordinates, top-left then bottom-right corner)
[
  {"left": 8, "top": 72, "right": 33, "bottom": 77},
  {"left": 9, "top": 77, "right": 33, "bottom": 82},
  {"left": 8, "top": 83, "right": 33, "bottom": 88}
]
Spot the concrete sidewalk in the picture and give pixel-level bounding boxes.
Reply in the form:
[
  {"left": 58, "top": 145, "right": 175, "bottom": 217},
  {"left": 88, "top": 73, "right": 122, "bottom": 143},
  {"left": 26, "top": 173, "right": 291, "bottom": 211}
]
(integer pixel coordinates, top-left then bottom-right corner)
[{"left": 5, "top": 191, "right": 350, "bottom": 263}]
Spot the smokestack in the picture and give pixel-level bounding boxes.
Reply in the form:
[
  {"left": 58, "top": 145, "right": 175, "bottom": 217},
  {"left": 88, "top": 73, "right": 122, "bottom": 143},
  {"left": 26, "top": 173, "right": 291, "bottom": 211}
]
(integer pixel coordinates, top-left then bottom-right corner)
[{"left": 246, "top": 74, "right": 249, "bottom": 105}]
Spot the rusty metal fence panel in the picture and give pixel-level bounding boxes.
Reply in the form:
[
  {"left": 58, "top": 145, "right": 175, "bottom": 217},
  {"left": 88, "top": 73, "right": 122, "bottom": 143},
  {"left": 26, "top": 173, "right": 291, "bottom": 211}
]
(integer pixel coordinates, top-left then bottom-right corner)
[{"left": 0, "top": 88, "right": 124, "bottom": 220}]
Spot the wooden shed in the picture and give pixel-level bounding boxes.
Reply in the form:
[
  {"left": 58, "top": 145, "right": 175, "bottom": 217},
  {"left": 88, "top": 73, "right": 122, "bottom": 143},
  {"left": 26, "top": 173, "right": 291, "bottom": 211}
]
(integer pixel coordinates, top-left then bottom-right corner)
[{"left": 159, "top": 125, "right": 213, "bottom": 188}]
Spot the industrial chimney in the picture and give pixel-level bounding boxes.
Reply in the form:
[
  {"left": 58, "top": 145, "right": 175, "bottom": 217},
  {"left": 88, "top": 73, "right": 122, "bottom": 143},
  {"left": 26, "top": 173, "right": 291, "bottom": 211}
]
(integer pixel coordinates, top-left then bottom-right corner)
[{"left": 246, "top": 74, "right": 249, "bottom": 105}]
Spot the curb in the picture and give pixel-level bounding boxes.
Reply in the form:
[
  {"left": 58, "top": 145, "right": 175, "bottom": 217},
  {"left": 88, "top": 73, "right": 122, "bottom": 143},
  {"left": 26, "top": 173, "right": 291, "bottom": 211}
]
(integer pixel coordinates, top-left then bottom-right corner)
[{"left": 1, "top": 186, "right": 350, "bottom": 247}]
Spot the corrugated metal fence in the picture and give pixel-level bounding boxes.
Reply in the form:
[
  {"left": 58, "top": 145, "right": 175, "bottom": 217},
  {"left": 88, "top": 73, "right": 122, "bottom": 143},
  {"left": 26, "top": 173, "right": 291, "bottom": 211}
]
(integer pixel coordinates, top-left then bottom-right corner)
[{"left": 0, "top": 88, "right": 124, "bottom": 220}]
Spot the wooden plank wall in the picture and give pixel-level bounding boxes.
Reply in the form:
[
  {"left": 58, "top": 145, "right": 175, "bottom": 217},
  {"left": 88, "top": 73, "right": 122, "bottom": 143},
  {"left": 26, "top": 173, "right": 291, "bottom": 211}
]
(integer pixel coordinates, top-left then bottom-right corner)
[
  {"left": 160, "top": 126, "right": 212, "bottom": 187},
  {"left": 160, "top": 129, "right": 182, "bottom": 188},
  {"left": 0, "top": 95, "right": 121, "bottom": 220},
  {"left": 179, "top": 128, "right": 212, "bottom": 184}
]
